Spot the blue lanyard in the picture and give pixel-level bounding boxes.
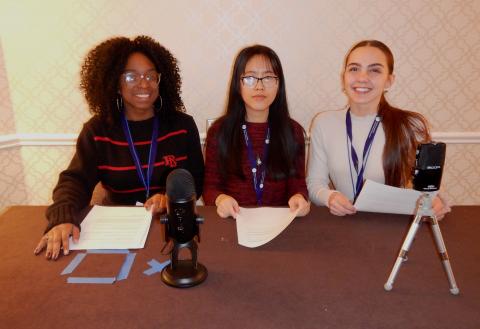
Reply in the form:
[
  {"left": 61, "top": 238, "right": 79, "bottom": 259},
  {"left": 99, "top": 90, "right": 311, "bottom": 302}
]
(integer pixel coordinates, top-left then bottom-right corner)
[
  {"left": 345, "top": 109, "right": 381, "bottom": 200},
  {"left": 121, "top": 114, "right": 159, "bottom": 199},
  {"left": 241, "top": 123, "right": 270, "bottom": 205}
]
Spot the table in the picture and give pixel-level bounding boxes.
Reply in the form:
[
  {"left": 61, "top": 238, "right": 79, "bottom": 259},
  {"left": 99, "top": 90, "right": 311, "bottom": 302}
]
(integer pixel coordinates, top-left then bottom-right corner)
[{"left": 1, "top": 206, "right": 479, "bottom": 329}]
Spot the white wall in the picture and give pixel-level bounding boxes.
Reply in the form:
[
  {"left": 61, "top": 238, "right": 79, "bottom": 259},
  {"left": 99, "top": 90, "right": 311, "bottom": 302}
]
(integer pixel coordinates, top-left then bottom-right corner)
[{"left": 1, "top": 0, "right": 479, "bottom": 208}]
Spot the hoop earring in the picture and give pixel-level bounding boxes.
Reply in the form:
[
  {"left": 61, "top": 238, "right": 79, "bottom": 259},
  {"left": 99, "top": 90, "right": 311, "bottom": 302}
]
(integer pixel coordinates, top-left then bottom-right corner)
[
  {"left": 116, "top": 95, "right": 124, "bottom": 113},
  {"left": 155, "top": 95, "right": 163, "bottom": 113}
]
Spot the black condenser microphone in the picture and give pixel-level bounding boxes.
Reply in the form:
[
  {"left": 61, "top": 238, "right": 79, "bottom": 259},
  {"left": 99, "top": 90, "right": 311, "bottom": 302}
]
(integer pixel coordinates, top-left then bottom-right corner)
[
  {"left": 164, "top": 168, "right": 199, "bottom": 243},
  {"left": 161, "top": 169, "right": 207, "bottom": 288}
]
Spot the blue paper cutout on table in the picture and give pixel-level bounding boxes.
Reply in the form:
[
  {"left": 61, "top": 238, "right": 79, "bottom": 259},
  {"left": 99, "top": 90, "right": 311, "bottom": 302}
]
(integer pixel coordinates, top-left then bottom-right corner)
[
  {"left": 61, "top": 249, "right": 136, "bottom": 284},
  {"left": 143, "top": 259, "right": 171, "bottom": 276}
]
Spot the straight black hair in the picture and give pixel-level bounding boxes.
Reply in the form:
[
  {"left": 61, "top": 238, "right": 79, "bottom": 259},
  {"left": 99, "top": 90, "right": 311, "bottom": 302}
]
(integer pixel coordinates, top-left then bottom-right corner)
[{"left": 214, "top": 45, "right": 300, "bottom": 180}]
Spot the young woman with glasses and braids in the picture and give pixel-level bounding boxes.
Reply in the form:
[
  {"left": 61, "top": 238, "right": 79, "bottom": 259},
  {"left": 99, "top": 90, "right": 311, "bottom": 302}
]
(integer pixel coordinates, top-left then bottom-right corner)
[
  {"left": 307, "top": 40, "right": 450, "bottom": 219},
  {"left": 203, "top": 45, "right": 310, "bottom": 219},
  {"left": 34, "top": 36, "right": 204, "bottom": 260}
]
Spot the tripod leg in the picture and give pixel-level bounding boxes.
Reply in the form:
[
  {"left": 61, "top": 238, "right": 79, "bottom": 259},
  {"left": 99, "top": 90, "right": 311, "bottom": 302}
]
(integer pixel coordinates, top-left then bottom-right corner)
[
  {"left": 384, "top": 214, "right": 423, "bottom": 291},
  {"left": 429, "top": 217, "right": 460, "bottom": 295}
]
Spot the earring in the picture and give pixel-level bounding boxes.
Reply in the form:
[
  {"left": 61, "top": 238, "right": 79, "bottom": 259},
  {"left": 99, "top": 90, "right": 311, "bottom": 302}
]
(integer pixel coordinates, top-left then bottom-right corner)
[
  {"left": 155, "top": 95, "right": 163, "bottom": 112},
  {"left": 116, "top": 95, "right": 124, "bottom": 112}
]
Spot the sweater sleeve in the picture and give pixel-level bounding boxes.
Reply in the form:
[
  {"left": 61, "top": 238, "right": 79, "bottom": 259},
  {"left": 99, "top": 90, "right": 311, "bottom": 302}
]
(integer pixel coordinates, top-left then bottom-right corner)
[
  {"left": 306, "top": 114, "right": 336, "bottom": 206},
  {"left": 184, "top": 115, "right": 205, "bottom": 199},
  {"left": 44, "top": 122, "right": 100, "bottom": 233},
  {"left": 202, "top": 123, "right": 223, "bottom": 205},
  {"left": 287, "top": 121, "right": 309, "bottom": 200}
]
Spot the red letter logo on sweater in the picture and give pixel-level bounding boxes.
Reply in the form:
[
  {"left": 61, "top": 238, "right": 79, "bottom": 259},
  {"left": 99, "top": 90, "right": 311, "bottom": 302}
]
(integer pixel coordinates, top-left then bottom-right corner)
[{"left": 163, "top": 155, "right": 177, "bottom": 168}]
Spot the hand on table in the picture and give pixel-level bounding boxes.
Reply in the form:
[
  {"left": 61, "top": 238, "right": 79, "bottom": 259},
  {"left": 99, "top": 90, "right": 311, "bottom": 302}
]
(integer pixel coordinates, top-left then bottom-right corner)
[{"left": 34, "top": 223, "right": 80, "bottom": 260}]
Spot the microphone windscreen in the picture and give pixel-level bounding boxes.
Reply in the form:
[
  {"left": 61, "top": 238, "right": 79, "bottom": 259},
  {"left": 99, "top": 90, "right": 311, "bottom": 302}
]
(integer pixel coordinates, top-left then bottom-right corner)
[{"left": 166, "top": 169, "right": 196, "bottom": 202}]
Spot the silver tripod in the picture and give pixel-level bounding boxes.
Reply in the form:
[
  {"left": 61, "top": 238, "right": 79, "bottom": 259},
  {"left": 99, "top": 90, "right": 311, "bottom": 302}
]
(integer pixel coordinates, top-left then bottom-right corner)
[{"left": 384, "top": 192, "right": 459, "bottom": 295}]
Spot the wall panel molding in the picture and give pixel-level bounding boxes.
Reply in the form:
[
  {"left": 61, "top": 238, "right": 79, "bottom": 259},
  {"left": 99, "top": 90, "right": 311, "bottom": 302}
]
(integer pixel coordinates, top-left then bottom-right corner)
[
  {"left": 1, "top": 132, "right": 480, "bottom": 150},
  {"left": 0, "top": 133, "right": 77, "bottom": 149}
]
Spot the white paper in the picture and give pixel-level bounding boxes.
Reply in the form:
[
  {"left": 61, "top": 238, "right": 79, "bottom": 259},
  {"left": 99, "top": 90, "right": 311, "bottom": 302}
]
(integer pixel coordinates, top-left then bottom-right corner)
[
  {"left": 235, "top": 207, "right": 299, "bottom": 248},
  {"left": 69, "top": 205, "right": 152, "bottom": 250},
  {"left": 354, "top": 179, "right": 436, "bottom": 215}
]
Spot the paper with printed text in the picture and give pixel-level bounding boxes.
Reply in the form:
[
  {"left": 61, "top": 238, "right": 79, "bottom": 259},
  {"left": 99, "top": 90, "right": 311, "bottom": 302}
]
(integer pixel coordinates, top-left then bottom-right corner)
[{"left": 69, "top": 206, "right": 152, "bottom": 250}]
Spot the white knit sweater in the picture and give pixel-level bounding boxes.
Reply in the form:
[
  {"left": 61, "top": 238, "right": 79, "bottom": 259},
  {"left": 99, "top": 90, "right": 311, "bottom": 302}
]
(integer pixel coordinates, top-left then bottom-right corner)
[{"left": 307, "top": 108, "right": 386, "bottom": 206}]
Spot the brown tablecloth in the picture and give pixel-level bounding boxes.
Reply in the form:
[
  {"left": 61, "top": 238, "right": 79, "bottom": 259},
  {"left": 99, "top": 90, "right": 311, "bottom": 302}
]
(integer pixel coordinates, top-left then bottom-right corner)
[{"left": 0, "top": 205, "right": 479, "bottom": 329}]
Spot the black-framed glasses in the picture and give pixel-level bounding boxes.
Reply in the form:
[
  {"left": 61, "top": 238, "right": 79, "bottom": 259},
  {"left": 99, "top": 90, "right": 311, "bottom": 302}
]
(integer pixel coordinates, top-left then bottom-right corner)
[
  {"left": 122, "top": 71, "right": 161, "bottom": 85},
  {"left": 241, "top": 75, "right": 278, "bottom": 89}
]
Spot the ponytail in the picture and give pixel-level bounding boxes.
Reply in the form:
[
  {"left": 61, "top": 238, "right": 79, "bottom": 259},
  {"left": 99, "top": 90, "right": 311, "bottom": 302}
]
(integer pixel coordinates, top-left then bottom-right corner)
[{"left": 379, "top": 95, "right": 430, "bottom": 187}]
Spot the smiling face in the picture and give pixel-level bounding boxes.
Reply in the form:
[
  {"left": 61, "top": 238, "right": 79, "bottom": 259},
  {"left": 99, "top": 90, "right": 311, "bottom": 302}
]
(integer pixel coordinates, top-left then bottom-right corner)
[
  {"left": 240, "top": 55, "right": 279, "bottom": 123},
  {"left": 119, "top": 52, "right": 159, "bottom": 121},
  {"left": 343, "top": 46, "right": 394, "bottom": 115}
]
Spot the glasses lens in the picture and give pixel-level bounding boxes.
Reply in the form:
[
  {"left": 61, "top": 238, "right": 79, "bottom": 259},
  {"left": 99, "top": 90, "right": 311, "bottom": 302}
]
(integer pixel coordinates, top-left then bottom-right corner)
[
  {"left": 145, "top": 72, "right": 160, "bottom": 83},
  {"left": 124, "top": 72, "right": 138, "bottom": 84},
  {"left": 242, "top": 76, "right": 257, "bottom": 88},
  {"left": 262, "top": 76, "right": 278, "bottom": 88}
]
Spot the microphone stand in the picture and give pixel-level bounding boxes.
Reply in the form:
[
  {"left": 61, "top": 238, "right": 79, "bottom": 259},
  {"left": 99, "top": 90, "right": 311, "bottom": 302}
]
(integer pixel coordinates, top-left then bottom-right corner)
[
  {"left": 160, "top": 215, "right": 208, "bottom": 288},
  {"left": 384, "top": 192, "right": 459, "bottom": 295}
]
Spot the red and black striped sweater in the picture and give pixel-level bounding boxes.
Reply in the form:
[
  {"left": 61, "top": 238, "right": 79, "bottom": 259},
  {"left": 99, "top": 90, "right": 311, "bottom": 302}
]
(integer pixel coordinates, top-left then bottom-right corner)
[{"left": 45, "top": 111, "right": 204, "bottom": 232}]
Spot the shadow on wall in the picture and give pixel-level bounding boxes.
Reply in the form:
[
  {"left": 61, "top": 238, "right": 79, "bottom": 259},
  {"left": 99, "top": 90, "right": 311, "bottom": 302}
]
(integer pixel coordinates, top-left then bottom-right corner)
[
  {"left": 0, "top": 37, "right": 16, "bottom": 134},
  {"left": 0, "top": 38, "right": 29, "bottom": 209}
]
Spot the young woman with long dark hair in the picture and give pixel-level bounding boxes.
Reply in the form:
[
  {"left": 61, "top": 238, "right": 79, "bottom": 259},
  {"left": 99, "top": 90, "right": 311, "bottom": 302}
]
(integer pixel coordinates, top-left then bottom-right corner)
[
  {"left": 307, "top": 40, "right": 450, "bottom": 218},
  {"left": 203, "top": 45, "right": 310, "bottom": 218}
]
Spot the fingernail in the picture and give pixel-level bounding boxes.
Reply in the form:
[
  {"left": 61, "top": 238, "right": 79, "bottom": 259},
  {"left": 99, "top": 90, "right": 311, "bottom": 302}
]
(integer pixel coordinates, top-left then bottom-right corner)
[{"left": 64, "top": 249, "right": 69, "bottom": 255}]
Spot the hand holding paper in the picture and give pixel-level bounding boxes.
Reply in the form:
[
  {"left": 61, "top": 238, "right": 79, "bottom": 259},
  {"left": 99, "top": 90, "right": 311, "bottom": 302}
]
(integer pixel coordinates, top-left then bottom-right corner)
[
  {"left": 354, "top": 180, "right": 434, "bottom": 215},
  {"left": 235, "top": 207, "right": 299, "bottom": 248},
  {"left": 328, "top": 192, "right": 356, "bottom": 216}
]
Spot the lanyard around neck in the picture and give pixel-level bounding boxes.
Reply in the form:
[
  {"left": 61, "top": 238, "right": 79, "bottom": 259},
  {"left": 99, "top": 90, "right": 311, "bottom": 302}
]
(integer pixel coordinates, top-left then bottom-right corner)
[
  {"left": 121, "top": 114, "right": 159, "bottom": 199},
  {"left": 345, "top": 109, "right": 381, "bottom": 200},
  {"left": 242, "top": 123, "right": 270, "bottom": 206}
]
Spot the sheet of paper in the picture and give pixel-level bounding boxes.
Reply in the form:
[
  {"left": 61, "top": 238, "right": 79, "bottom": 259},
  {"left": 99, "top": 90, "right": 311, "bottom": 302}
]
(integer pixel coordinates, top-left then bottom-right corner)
[
  {"left": 69, "top": 206, "right": 152, "bottom": 250},
  {"left": 235, "top": 207, "right": 299, "bottom": 248},
  {"left": 354, "top": 179, "right": 436, "bottom": 215}
]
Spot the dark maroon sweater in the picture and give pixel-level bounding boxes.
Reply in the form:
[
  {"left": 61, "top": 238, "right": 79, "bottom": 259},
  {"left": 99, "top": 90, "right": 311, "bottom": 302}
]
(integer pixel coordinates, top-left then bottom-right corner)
[
  {"left": 45, "top": 111, "right": 204, "bottom": 232},
  {"left": 203, "top": 119, "right": 308, "bottom": 206}
]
